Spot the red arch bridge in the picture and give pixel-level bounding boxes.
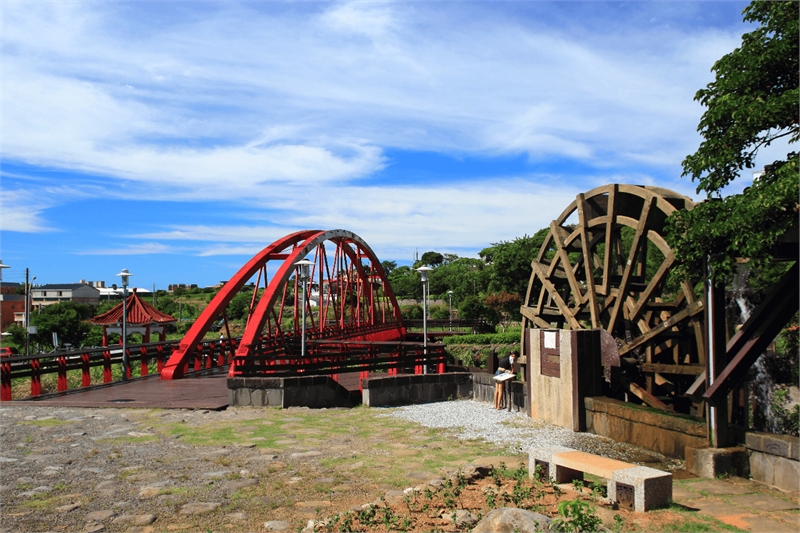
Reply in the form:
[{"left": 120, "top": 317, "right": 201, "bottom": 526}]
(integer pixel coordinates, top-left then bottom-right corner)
[{"left": 1, "top": 230, "right": 485, "bottom": 403}]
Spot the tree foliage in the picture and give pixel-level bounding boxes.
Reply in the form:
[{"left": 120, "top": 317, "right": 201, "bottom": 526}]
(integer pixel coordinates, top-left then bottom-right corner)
[
  {"left": 667, "top": 1, "right": 799, "bottom": 281},
  {"left": 31, "top": 302, "right": 94, "bottom": 349},
  {"left": 480, "top": 229, "right": 549, "bottom": 298},
  {"left": 484, "top": 291, "right": 522, "bottom": 331}
]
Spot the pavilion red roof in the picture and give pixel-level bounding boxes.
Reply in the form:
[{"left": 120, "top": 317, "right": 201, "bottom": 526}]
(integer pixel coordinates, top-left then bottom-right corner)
[{"left": 91, "top": 289, "right": 176, "bottom": 326}]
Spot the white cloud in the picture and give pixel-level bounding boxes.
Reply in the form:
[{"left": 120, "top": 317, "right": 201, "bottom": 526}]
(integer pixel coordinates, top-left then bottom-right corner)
[
  {"left": 76, "top": 243, "right": 174, "bottom": 256},
  {"left": 130, "top": 178, "right": 580, "bottom": 261},
  {"left": 1, "top": 0, "right": 745, "bottom": 198},
  {"left": 0, "top": 188, "right": 55, "bottom": 233}
]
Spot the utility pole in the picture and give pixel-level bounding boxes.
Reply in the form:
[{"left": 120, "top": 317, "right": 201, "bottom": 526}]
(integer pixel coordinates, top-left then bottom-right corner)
[{"left": 25, "top": 268, "right": 30, "bottom": 356}]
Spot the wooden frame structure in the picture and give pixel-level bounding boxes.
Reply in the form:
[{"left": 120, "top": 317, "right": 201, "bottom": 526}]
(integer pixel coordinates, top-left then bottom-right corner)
[{"left": 521, "top": 184, "right": 704, "bottom": 414}]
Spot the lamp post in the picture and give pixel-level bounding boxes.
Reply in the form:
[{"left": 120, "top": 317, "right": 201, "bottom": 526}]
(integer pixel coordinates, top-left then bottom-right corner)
[
  {"left": 416, "top": 266, "right": 432, "bottom": 374},
  {"left": 448, "top": 290, "right": 453, "bottom": 332},
  {"left": 25, "top": 271, "right": 36, "bottom": 356},
  {"left": 115, "top": 269, "right": 133, "bottom": 381},
  {"left": 0, "top": 261, "right": 9, "bottom": 342},
  {"left": 295, "top": 259, "right": 314, "bottom": 359}
]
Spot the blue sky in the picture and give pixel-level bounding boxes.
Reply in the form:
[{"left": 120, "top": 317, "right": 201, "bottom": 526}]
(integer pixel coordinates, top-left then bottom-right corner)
[{"left": 0, "top": 0, "right": 784, "bottom": 289}]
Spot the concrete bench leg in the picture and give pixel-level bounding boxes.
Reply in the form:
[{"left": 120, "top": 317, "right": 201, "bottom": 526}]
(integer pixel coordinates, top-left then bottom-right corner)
[
  {"left": 528, "top": 446, "right": 574, "bottom": 482},
  {"left": 609, "top": 466, "right": 672, "bottom": 512}
]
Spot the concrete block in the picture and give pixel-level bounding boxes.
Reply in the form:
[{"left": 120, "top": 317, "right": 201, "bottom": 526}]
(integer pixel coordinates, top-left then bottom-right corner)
[
  {"left": 234, "top": 387, "right": 251, "bottom": 406},
  {"left": 609, "top": 466, "right": 672, "bottom": 512},
  {"left": 266, "top": 388, "right": 282, "bottom": 406},
  {"left": 749, "top": 451, "right": 775, "bottom": 488},
  {"left": 772, "top": 456, "right": 800, "bottom": 493},
  {"left": 528, "top": 446, "right": 574, "bottom": 482},
  {"left": 228, "top": 389, "right": 235, "bottom": 406},
  {"left": 251, "top": 389, "right": 265, "bottom": 406},
  {"left": 763, "top": 435, "right": 791, "bottom": 458},
  {"left": 362, "top": 389, "right": 372, "bottom": 406},
  {"left": 686, "top": 447, "right": 749, "bottom": 478}
]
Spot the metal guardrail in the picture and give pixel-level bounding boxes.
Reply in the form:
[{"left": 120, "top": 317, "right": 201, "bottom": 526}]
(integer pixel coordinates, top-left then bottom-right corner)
[
  {"left": 0, "top": 338, "right": 236, "bottom": 401},
  {"left": 402, "top": 318, "right": 490, "bottom": 333},
  {"left": 1, "top": 320, "right": 460, "bottom": 400}
]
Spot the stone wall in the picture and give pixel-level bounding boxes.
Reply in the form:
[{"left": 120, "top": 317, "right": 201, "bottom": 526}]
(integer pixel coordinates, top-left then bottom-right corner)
[
  {"left": 584, "top": 396, "right": 708, "bottom": 458},
  {"left": 228, "top": 376, "right": 356, "bottom": 408},
  {"left": 362, "top": 373, "right": 473, "bottom": 407},
  {"left": 746, "top": 432, "right": 800, "bottom": 492},
  {"left": 472, "top": 371, "right": 526, "bottom": 413}
]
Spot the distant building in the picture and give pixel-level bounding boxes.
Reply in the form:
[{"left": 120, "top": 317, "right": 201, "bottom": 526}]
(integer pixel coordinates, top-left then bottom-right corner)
[
  {"left": 0, "top": 282, "right": 25, "bottom": 332},
  {"left": 168, "top": 284, "right": 197, "bottom": 292},
  {"left": 30, "top": 283, "right": 100, "bottom": 309}
]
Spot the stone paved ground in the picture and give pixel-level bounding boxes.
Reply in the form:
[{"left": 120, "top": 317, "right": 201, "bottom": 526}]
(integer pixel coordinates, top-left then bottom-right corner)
[{"left": 1, "top": 402, "right": 798, "bottom": 533}]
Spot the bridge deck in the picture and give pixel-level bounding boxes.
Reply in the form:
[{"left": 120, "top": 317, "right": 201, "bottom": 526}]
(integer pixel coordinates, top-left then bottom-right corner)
[{"left": 7, "top": 370, "right": 368, "bottom": 410}]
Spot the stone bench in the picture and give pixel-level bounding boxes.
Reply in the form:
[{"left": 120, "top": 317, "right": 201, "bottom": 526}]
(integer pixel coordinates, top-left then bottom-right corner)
[{"left": 529, "top": 445, "right": 672, "bottom": 512}]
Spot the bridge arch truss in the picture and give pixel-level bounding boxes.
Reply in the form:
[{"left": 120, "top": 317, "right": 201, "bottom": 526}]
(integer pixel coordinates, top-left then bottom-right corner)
[{"left": 161, "top": 230, "right": 407, "bottom": 380}]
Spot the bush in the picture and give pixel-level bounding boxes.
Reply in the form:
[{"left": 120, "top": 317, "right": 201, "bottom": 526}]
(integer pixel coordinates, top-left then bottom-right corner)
[
  {"left": 442, "top": 330, "right": 521, "bottom": 345},
  {"left": 400, "top": 304, "right": 423, "bottom": 319}
]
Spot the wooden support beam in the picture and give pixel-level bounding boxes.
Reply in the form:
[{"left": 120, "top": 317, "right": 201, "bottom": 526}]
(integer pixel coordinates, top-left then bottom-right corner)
[
  {"left": 549, "top": 220, "right": 585, "bottom": 308},
  {"left": 704, "top": 261, "right": 799, "bottom": 405},
  {"left": 601, "top": 185, "right": 617, "bottom": 296},
  {"left": 618, "top": 299, "right": 704, "bottom": 356},
  {"left": 532, "top": 262, "right": 582, "bottom": 330},
  {"left": 577, "top": 193, "right": 600, "bottom": 328},
  {"left": 641, "top": 363, "right": 705, "bottom": 375},
  {"left": 608, "top": 195, "right": 655, "bottom": 335},
  {"left": 520, "top": 306, "right": 554, "bottom": 329},
  {"left": 629, "top": 252, "right": 674, "bottom": 323},
  {"left": 628, "top": 381, "right": 672, "bottom": 411}
]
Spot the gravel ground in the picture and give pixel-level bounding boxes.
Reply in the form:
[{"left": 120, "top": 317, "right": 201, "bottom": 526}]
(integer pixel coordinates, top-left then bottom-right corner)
[
  {"left": 0, "top": 399, "right": 681, "bottom": 532},
  {"left": 384, "top": 401, "right": 682, "bottom": 469}
]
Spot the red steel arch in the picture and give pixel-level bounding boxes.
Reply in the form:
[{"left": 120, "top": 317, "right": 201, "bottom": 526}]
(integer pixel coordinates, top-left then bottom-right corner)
[{"left": 161, "top": 229, "right": 405, "bottom": 380}]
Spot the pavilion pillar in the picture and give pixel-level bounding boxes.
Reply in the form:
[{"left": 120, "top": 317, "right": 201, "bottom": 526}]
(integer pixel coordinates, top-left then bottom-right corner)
[{"left": 102, "top": 326, "right": 108, "bottom": 347}]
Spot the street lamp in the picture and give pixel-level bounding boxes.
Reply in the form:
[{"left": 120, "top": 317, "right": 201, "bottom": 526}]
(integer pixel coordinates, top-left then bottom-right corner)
[
  {"left": 416, "top": 266, "right": 432, "bottom": 375},
  {"left": 295, "top": 259, "right": 314, "bottom": 359},
  {"left": 0, "top": 260, "right": 9, "bottom": 281},
  {"left": 448, "top": 290, "right": 454, "bottom": 332},
  {"left": 26, "top": 272, "right": 36, "bottom": 356},
  {"left": 116, "top": 269, "right": 133, "bottom": 381}
]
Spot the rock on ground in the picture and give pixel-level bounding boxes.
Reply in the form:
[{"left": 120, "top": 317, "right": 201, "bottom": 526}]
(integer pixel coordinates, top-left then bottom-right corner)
[{"left": 472, "top": 507, "right": 552, "bottom": 533}]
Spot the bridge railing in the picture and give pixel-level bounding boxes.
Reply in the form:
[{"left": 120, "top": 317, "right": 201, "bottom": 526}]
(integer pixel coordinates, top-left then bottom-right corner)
[
  {"left": 0, "top": 338, "right": 238, "bottom": 401},
  {"left": 233, "top": 339, "right": 447, "bottom": 381}
]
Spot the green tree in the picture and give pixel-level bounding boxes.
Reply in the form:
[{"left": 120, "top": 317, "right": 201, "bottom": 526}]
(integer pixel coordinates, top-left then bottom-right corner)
[
  {"left": 414, "top": 251, "right": 444, "bottom": 268},
  {"left": 667, "top": 1, "right": 798, "bottom": 282},
  {"left": 480, "top": 229, "right": 549, "bottom": 298},
  {"left": 226, "top": 290, "right": 254, "bottom": 321},
  {"left": 459, "top": 295, "right": 497, "bottom": 325},
  {"left": 484, "top": 291, "right": 522, "bottom": 332},
  {"left": 428, "top": 257, "right": 489, "bottom": 302},
  {"left": 31, "top": 302, "right": 94, "bottom": 349},
  {"left": 380, "top": 260, "right": 397, "bottom": 277},
  {"left": 387, "top": 266, "right": 422, "bottom": 300}
]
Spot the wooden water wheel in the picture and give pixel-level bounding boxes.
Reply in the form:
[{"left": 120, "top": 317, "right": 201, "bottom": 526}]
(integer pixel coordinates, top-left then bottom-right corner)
[{"left": 521, "top": 184, "right": 706, "bottom": 413}]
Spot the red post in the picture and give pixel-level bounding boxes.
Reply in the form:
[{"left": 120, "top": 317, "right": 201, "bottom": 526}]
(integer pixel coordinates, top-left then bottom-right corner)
[
  {"left": 31, "top": 358, "right": 41, "bottom": 396},
  {"left": 57, "top": 355, "right": 67, "bottom": 392},
  {"left": 103, "top": 349, "right": 112, "bottom": 382},
  {"left": 156, "top": 344, "right": 165, "bottom": 372},
  {"left": 81, "top": 352, "right": 91, "bottom": 387},
  {"left": 140, "top": 346, "right": 148, "bottom": 376},
  {"left": 1, "top": 360, "right": 12, "bottom": 401}
]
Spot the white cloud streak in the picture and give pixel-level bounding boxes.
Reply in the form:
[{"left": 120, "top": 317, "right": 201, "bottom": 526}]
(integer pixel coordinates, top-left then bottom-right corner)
[{"left": 2, "top": 0, "right": 743, "bottom": 198}]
